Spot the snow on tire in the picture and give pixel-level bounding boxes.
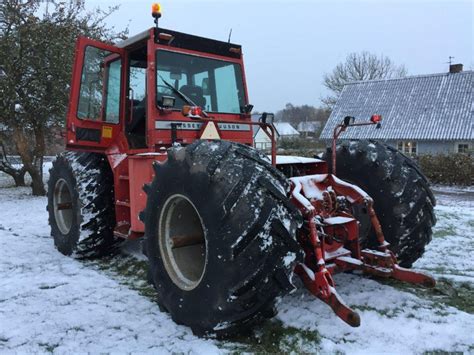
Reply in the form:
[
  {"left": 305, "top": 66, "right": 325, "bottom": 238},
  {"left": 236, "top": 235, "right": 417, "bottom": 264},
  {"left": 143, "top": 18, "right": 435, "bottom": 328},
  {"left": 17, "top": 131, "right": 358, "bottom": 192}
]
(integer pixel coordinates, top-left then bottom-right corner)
[
  {"left": 47, "top": 151, "right": 119, "bottom": 258},
  {"left": 143, "top": 140, "right": 303, "bottom": 336},
  {"left": 325, "top": 140, "right": 436, "bottom": 267}
]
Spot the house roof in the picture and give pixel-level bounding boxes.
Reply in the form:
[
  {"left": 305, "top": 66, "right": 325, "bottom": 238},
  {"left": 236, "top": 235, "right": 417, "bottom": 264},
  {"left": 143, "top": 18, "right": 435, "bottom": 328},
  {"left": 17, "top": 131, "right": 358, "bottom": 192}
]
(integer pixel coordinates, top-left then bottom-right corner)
[
  {"left": 320, "top": 71, "right": 473, "bottom": 141},
  {"left": 253, "top": 127, "right": 275, "bottom": 142},
  {"left": 273, "top": 122, "right": 300, "bottom": 136}
]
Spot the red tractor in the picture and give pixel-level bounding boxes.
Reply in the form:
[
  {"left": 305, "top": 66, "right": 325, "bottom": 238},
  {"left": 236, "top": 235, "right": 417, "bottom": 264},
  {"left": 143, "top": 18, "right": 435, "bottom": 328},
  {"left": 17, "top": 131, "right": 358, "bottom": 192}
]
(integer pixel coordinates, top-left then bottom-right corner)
[{"left": 47, "top": 5, "right": 436, "bottom": 335}]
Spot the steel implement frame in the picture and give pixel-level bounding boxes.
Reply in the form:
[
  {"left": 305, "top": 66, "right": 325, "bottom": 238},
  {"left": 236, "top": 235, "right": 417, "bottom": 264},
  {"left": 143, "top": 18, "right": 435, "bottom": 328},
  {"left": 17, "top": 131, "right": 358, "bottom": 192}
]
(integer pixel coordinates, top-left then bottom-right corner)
[
  {"left": 289, "top": 115, "right": 435, "bottom": 326},
  {"left": 289, "top": 172, "right": 436, "bottom": 327}
]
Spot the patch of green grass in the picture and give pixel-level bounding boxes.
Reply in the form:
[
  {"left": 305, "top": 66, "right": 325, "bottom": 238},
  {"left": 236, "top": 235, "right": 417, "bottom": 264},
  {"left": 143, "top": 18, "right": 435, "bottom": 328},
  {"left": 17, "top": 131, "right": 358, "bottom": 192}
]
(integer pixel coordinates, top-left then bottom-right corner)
[
  {"left": 436, "top": 280, "right": 474, "bottom": 313},
  {"left": 435, "top": 211, "right": 459, "bottom": 221},
  {"left": 224, "top": 319, "right": 321, "bottom": 354},
  {"left": 38, "top": 283, "right": 67, "bottom": 290},
  {"left": 352, "top": 305, "right": 403, "bottom": 318},
  {"left": 86, "top": 254, "right": 161, "bottom": 305},
  {"left": 38, "top": 342, "right": 59, "bottom": 353},
  {"left": 426, "top": 265, "right": 452, "bottom": 274},
  {"left": 379, "top": 278, "right": 474, "bottom": 314},
  {"left": 433, "top": 226, "right": 456, "bottom": 238},
  {"left": 68, "top": 327, "right": 84, "bottom": 333}
]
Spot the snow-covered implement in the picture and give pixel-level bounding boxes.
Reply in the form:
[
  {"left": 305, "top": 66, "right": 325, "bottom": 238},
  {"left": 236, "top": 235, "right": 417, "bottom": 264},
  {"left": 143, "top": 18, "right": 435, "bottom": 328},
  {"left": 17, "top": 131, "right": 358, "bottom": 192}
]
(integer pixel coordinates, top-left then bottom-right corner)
[{"left": 47, "top": 4, "right": 436, "bottom": 335}]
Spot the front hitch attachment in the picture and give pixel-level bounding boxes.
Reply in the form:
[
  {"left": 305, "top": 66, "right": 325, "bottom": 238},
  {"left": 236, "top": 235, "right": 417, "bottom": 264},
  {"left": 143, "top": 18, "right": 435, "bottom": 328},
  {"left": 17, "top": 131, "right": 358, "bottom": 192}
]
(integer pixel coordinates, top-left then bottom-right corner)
[
  {"left": 336, "top": 249, "right": 436, "bottom": 288},
  {"left": 290, "top": 173, "right": 436, "bottom": 327},
  {"left": 293, "top": 208, "right": 361, "bottom": 327},
  {"left": 295, "top": 263, "right": 361, "bottom": 327}
]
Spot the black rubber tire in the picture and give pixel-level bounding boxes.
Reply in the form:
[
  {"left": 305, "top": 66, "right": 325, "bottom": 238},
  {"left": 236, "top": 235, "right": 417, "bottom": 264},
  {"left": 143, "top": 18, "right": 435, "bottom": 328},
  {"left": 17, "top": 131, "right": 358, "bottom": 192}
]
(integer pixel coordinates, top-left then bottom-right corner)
[
  {"left": 324, "top": 140, "right": 436, "bottom": 267},
  {"left": 144, "top": 140, "right": 303, "bottom": 336},
  {"left": 47, "top": 151, "right": 119, "bottom": 258}
]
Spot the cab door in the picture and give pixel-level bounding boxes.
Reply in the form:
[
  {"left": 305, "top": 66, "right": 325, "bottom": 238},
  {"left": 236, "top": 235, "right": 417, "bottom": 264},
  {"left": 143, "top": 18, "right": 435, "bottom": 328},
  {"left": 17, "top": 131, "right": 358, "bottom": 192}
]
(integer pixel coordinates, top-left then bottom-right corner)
[{"left": 66, "top": 37, "right": 125, "bottom": 152}]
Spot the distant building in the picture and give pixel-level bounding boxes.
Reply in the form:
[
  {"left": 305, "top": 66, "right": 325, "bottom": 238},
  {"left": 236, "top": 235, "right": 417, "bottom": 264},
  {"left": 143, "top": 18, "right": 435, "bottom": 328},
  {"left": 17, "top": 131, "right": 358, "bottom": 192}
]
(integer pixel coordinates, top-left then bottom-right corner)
[
  {"left": 297, "top": 121, "right": 322, "bottom": 137},
  {"left": 319, "top": 65, "right": 473, "bottom": 155},
  {"left": 251, "top": 114, "right": 277, "bottom": 150},
  {"left": 252, "top": 120, "right": 300, "bottom": 150},
  {"left": 273, "top": 122, "right": 300, "bottom": 139},
  {"left": 253, "top": 126, "right": 277, "bottom": 150}
]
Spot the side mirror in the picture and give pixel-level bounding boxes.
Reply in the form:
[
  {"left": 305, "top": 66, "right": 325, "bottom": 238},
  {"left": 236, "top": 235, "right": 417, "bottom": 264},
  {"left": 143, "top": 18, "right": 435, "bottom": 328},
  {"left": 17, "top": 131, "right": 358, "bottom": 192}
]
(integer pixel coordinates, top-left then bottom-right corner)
[
  {"left": 260, "top": 112, "right": 275, "bottom": 124},
  {"left": 343, "top": 116, "right": 355, "bottom": 126},
  {"left": 243, "top": 104, "right": 253, "bottom": 114}
]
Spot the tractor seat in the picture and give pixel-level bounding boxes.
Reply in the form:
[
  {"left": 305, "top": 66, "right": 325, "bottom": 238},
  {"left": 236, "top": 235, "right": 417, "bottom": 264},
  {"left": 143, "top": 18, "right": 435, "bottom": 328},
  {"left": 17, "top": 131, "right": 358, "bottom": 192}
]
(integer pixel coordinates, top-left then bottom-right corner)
[
  {"left": 127, "top": 98, "right": 146, "bottom": 134},
  {"left": 179, "top": 85, "right": 206, "bottom": 108},
  {"left": 126, "top": 97, "right": 147, "bottom": 148}
]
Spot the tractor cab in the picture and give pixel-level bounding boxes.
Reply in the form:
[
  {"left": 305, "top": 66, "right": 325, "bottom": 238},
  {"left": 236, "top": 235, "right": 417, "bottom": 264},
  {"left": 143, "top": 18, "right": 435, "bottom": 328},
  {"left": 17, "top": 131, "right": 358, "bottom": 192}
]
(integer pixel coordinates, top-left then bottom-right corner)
[{"left": 66, "top": 15, "right": 253, "bottom": 154}]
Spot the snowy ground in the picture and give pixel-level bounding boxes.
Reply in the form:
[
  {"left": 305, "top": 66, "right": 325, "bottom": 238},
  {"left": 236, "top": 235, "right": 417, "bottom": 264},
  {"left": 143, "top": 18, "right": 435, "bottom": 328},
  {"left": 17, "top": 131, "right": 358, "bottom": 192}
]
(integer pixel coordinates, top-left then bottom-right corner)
[{"left": 0, "top": 170, "right": 473, "bottom": 353}]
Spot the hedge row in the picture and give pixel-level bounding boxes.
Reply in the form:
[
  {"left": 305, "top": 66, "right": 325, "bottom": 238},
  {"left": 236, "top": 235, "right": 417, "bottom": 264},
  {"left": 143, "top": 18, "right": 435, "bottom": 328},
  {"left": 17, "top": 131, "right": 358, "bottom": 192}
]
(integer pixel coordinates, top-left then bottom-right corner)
[
  {"left": 414, "top": 154, "right": 473, "bottom": 186},
  {"left": 274, "top": 140, "right": 473, "bottom": 186},
  {"left": 275, "top": 138, "right": 326, "bottom": 157}
]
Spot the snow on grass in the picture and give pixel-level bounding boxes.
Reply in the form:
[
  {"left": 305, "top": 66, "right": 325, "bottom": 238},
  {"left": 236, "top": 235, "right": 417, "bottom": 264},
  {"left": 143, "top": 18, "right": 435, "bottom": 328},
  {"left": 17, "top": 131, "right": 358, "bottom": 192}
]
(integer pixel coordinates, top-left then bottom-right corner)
[
  {"left": 274, "top": 192, "right": 474, "bottom": 353},
  {"left": 277, "top": 273, "right": 473, "bottom": 353},
  {"left": 414, "top": 205, "right": 474, "bottom": 282},
  {"left": 0, "top": 187, "right": 221, "bottom": 354},
  {"left": 0, "top": 168, "right": 473, "bottom": 353}
]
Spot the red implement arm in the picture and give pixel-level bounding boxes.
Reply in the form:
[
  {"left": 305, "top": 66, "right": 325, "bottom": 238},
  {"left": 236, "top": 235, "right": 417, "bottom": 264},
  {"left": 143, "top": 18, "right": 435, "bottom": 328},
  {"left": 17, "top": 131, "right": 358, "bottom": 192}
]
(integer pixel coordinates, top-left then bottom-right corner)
[{"left": 290, "top": 167, "right": 435, "bottom": 327}]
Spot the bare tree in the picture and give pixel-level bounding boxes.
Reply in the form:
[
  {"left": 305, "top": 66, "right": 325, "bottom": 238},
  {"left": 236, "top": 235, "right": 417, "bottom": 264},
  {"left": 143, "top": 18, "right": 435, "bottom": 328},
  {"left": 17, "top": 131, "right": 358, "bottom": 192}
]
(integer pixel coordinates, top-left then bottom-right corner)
[
  {"left": 322, "top": 51, "right": 407, "bottom": 107},
  {"left": 0, "top": 0, "right": 126, "bottom": 195},
  {"left": 275, "top": 103, "right": 330, "bottom": 127},
  {"left": 0, "top": 138, "right": 27, "bottom": 186}
]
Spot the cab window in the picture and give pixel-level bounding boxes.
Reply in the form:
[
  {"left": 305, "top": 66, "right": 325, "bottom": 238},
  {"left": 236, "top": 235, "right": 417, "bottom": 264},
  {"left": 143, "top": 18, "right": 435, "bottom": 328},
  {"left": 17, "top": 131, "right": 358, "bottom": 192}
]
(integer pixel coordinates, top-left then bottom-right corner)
[
  {"left": 77, "top": 46, "right": 122, "bottom": 123},
  {"left": 156, "top": 50, "right": 245, "bottom": 114}
]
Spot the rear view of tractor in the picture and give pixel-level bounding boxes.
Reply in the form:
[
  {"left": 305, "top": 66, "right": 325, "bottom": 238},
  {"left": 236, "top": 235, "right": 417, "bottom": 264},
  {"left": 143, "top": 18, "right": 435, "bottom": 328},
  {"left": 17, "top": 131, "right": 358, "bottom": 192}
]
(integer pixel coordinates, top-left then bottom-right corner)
[{"left": 47, "top": 4, "right": 436, "bottom": 335}]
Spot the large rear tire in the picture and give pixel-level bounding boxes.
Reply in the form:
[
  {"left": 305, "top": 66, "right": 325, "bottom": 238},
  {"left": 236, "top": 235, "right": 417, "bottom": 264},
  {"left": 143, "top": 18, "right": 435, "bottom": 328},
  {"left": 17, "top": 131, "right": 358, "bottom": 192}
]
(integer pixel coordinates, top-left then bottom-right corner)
[
  {"left": 47, "top": 152, "right": 118, "bottom": 258},
  {"left": 144, "top": 140, "right": 303, "bottom": 336},
  {"left": 325, "top": 140, "right": 436, "bottom": 267}
]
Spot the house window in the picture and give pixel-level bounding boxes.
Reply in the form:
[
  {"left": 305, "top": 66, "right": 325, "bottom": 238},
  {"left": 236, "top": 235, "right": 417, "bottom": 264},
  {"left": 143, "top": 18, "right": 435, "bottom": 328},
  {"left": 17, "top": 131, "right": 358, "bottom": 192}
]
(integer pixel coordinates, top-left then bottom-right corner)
[
  {"left": 456, "top": 143, "right": 470, "bottom": 153},
  {"left": 397, "top": 141, "right": 417, "bottom": 155}
]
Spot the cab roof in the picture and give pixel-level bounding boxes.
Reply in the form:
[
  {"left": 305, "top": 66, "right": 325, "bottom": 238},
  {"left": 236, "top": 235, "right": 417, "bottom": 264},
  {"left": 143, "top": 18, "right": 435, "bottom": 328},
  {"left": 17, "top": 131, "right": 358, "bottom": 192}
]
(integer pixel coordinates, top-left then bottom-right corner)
[{"left": 116, "top": 27, "right": 242, "bottom": 59}]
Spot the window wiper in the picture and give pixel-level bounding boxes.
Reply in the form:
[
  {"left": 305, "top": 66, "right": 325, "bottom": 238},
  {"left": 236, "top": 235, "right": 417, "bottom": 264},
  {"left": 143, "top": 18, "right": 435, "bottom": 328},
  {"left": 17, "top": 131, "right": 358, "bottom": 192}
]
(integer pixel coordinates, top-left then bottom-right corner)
[{"left": 158, "top": 75, "right": 209, "bottom": 118}]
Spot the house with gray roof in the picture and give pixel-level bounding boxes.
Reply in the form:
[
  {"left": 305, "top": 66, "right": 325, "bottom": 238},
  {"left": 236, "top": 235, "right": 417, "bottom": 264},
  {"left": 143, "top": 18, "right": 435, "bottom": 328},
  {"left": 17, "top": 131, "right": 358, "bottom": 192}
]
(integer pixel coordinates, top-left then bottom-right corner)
[
  {"left": 273, "top": 122, "right": 300, "bottom": 139},
  {"left": 319, "top": 66, "right": 473, "bottom": 155},
  {"left": 251, "top": 119, "right": 301, "bottom": 151}
]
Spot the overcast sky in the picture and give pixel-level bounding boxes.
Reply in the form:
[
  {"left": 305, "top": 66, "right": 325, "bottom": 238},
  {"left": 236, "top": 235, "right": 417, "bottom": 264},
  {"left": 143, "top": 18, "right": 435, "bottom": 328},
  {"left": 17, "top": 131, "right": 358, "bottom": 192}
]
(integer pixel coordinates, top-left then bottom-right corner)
[{"left": 85, "top": 0, "right": 473, "bottom": 113}]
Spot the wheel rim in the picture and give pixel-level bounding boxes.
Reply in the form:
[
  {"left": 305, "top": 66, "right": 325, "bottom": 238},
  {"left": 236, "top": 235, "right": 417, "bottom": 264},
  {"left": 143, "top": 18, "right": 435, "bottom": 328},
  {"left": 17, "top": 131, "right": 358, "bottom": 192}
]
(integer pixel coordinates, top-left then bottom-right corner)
[
  {"left": 158, "top": 194, "right": 207, "bottom": 291},
  {"left": 53, "top": 178, "right": 74, "bottom": 235}
]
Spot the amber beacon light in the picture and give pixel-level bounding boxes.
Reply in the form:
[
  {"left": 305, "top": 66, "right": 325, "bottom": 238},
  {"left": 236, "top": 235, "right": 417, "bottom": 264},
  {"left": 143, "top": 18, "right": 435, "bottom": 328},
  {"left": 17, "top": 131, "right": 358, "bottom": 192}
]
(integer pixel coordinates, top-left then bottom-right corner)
[{"left": 152, "top": 3, "right": 162, "bottom": 18}]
